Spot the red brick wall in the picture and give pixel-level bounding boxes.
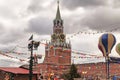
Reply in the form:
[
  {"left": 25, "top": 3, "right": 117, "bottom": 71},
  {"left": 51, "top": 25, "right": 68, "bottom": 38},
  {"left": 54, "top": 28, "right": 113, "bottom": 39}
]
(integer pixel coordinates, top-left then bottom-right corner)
[
  {"left": 77, "top": 63, "right": 120, "bottom": 78},
  {"left": 44, "top": 47, "right": 71, "bottom": 65},
  {"left": 59, "top": 49, "right": 71, "bottom": 65},
  {"left": 37, "top": 62, "right": 120, "bottom": 79}
]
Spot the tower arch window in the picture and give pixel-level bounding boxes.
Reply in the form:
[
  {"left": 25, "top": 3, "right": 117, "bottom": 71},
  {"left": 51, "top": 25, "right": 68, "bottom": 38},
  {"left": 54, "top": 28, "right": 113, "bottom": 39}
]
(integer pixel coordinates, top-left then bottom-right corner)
[{"left": 57, "top": 20, "right": 59, "bottom": 25}]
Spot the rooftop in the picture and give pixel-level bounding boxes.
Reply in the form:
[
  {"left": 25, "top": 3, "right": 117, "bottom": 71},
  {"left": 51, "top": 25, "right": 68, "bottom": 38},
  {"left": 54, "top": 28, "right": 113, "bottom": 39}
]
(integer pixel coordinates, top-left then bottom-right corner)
[{"left": 0, "top": 67, "right": 37, "bottom": 74}]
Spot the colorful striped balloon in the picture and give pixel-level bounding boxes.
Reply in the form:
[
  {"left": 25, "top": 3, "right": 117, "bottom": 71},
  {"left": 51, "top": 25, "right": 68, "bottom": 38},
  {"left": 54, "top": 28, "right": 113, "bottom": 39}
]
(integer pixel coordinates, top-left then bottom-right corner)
[
  {"left": 98, "top": 33, "right": 116, "bottom": 57},
  {"left": 116, "top": 43, "right": 120, "bottom": 56},
  {"left": 98, "top": 36, "right": 106, "bottom": 57}
]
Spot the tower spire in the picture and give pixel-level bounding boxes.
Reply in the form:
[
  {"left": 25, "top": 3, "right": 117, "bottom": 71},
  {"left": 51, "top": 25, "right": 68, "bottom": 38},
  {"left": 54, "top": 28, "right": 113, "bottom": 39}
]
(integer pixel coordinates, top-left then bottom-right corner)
[
  {"left": 55, "top": 0, "right": 61, "bottom": 20},
  {"left": 57, "top": 0, "right": 59, "bottom": 4},
  {"left": 53, "top": 0, "right": 63, "bottom": 34}
]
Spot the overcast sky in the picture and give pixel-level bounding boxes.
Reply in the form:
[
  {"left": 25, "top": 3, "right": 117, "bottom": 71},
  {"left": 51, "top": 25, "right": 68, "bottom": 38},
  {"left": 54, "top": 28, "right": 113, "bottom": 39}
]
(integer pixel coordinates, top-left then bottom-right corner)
[{"left": 0, "top": 0, "right": 120, "bottom": 67}]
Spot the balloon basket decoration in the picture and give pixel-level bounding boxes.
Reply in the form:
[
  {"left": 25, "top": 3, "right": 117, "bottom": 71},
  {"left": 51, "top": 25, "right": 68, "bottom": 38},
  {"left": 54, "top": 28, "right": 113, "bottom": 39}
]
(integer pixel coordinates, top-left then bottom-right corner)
[{"left": 98, "top": 33, "right": 116, "bottom": 80}]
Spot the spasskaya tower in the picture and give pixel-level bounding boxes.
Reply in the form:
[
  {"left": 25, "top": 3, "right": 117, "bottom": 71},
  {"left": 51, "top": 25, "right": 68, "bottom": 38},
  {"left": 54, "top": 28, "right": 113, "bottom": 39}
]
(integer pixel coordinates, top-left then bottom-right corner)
[{"left": 43, "top": 1, "right": 71, "bottom": 65}]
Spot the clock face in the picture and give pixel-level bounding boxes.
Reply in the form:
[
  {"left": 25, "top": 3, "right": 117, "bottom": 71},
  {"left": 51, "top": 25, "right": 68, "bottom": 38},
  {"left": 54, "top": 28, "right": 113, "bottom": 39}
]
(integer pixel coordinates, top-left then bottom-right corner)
[
  {"left": 52, "top": 34, "right": 57, "bottom": 40},
  {"left": 60, "top": 34, "right": 65, "bottom": 41}
]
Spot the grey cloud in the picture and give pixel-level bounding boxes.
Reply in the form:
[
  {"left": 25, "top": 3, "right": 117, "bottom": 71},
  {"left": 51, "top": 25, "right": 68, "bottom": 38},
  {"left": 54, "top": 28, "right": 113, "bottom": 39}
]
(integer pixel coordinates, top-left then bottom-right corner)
[
  {"left": 0, "top": 29, "right": 24, "bottom": 44},
  {"left": 0, "top": 59, "right": 23, "bottom": 67},
  {"left": 63, "top": 14, "right": 89, "bottom": 34},
  {"left": 26, "top": 17, "right": 53, "bottom": 35},
  {"left": 0, "top": 6, "right": 18, "bottom": 19},
  {"left": 61, "top": 0, "right": 107, "bottom": 10},
  {"left": 62, "top": 6, "right": 120, "bottom": 33},
  {"left": 27, "top": 0, "right": 42, "bottom": 13},
  {"left": 80, "top": 7, "right": 120, "bottom": 31},
  {"left": 27, "top": 0, "right": 56, "bottom": 14},
  {"left": 0, "top": 23, "right": 4, "bottom": 34},
  {"left": 27, "top": 0, "right": 47, "bottom": 13},
  {"left": 113, "top": 0, "right": 120, "bottom": 8},
  {"left": 63, "top": 18, "right": 81, "bottom": 33},
  {"left": 0, "top": 44, "right": 17, "bottom": 53}
]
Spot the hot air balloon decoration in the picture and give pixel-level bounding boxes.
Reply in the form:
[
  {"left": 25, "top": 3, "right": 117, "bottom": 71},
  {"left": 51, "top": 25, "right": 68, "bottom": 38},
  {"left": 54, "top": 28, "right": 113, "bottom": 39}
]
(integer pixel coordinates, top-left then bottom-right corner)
[
  {"left": 98, "top": 33, "right": 116, "bottom": 57},
  {"left": 98, "top": 33, "right": 116, "bottom": 80}
]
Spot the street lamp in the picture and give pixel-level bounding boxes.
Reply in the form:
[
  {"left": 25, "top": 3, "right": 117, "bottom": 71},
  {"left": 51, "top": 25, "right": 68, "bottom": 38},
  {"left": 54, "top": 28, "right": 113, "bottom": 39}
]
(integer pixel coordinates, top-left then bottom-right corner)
[
  {"left": 28, "top": 35, "right": 40, "bottom": 80},
  {"left": 82, "top": 71, "right": 87, "bottom": 79}
]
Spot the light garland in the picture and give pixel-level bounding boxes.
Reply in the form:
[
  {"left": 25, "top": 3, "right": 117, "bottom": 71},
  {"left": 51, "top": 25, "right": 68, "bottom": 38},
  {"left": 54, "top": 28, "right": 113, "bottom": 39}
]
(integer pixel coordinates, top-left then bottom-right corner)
[{"left": 0, "top": 27, "right": 119, "bottom": 62}]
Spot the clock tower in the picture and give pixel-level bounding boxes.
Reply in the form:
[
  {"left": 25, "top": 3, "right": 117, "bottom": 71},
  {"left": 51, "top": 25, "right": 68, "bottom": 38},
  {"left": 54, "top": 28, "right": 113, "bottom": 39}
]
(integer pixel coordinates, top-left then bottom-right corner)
[{"left": 43, "top": 1, "right": 71, "bottom": 65}]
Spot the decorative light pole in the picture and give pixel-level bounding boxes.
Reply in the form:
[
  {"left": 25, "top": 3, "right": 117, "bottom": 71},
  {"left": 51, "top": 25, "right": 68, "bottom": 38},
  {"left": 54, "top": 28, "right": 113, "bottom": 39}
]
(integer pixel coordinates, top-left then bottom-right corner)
[
  {"left": 28, "top": 35, "right": 40, "bottom": 80},
  {"left": 98, "top": 33, "right": 116, "bottom": 80},
  {"left": 82, "top": 71, "right": 87, "bottom": 79}
]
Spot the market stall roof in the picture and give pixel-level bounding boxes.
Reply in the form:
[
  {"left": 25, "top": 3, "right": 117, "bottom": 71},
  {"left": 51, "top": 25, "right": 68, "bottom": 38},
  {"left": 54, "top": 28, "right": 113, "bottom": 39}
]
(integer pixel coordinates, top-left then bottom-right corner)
[{"left": 0, "top": 67, "right": 37, "bottom": 74}]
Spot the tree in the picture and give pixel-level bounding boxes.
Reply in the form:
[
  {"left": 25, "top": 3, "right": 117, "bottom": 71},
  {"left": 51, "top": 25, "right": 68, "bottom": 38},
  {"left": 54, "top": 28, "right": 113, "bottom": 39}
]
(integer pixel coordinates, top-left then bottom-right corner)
[{"left": 61, "top": 64, "right": 81, "bottom": 80}]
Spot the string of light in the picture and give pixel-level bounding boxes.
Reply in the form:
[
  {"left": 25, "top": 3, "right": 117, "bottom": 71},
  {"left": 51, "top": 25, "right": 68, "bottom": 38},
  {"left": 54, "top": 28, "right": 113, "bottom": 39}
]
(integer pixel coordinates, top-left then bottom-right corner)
[
  {"left": 0, "top": 52, "right": 103, "bottom": 62},
  {"left": 0, "top": 26, "right": 119, "bottom": 62}
]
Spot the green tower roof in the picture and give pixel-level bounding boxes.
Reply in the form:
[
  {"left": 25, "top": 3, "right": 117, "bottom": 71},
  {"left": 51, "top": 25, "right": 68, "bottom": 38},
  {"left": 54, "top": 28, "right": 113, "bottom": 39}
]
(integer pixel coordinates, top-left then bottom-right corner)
[{"left": 55, "top": 0, "right": 61, "bottom": 20}]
